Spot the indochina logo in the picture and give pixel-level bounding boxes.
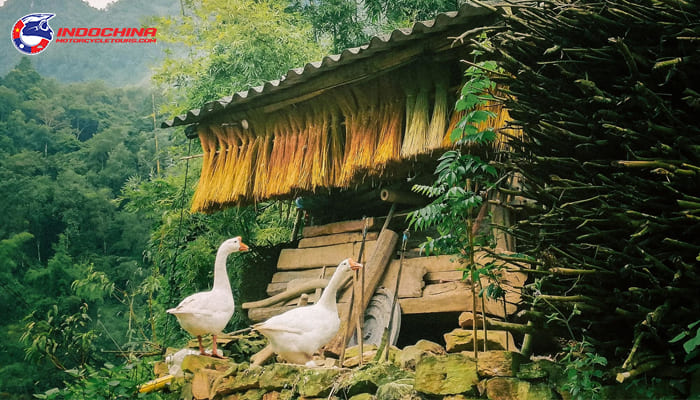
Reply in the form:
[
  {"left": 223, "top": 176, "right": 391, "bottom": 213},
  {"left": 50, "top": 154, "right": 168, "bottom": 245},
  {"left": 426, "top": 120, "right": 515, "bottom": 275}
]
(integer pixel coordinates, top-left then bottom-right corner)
[{"left": 11, "top": 13, "right": 55, "bottom": 54}]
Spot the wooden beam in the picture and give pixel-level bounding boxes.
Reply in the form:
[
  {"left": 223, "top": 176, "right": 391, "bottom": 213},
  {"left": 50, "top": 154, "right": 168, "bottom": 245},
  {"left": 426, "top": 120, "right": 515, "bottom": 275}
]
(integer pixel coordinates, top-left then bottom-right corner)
[
  {"left": 276, "top": 241, "right": 377, "bottom": 270},
  {"left": 242, "top": 278, "right": 329, "bottom": 309},
  {"left": 380, "top": 188, "right": 429, "bottom": 206},
  {"left": 302, "top": 218, "right": 378, "bottom": 238},
  {"left": 399, "top": 282, "right": 519, "bottom": 317},
  {"left": 298, "top": 231, "right": 379, "bottom": 248},
  {"left": 381, "top": 260, "right": 426, "bottom": 298}
]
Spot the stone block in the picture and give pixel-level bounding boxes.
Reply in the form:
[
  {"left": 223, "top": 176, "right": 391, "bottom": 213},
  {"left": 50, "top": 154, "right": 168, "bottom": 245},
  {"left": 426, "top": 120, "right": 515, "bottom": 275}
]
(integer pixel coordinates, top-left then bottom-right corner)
[
  {"left": 221, "top": 389, "right": 266, "bottom": 400},
  {"left": 192, "top": 369, "right": 220, "bottom": 400},
  {"left": 486, "top": 377, "right": 556, "bottom": 400},
  {"left": 181, "top": 354, "right": 234, "bottom": 375},
  {"left": 259, "top": 363, "right": 305, "bottom": 391},
  {"left": 214, "top": 365, "right": 263, "bottom": 395},
  {"left": 348, "top": 393, "right": 376, "bottom": 400},
  {"left": 444, "top": 329, "right": 516, "bottom": 353},
  {"left": 376, "top": 379, "right": 414, "bottom": 400},
  {"left": 297, "top": 367, "right": 345, "bottom": 397},
  {"left": 477, "top": 351, "right": 526, "bottom": 378},
  {"left": 516, "top": 359, "right": 555, "bottom": 380},
  {"left": 341, "top": 363, "right": 413, "bottom": 397},
  {"left": 398, "top": 340, "right": 446, "bottom": 371},
  {"left": 414, "top": 353, "right": 478, "bottom": 395}
]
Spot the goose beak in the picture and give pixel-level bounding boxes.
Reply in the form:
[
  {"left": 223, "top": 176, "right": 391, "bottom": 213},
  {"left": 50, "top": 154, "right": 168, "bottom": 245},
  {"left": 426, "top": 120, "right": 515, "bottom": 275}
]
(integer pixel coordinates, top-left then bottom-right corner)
[
  {"left": 349, "top": 259, "right": 363, "bottom": 271},
  {"left": 237, "top": 237, "right": 249, "bottom": 252}
]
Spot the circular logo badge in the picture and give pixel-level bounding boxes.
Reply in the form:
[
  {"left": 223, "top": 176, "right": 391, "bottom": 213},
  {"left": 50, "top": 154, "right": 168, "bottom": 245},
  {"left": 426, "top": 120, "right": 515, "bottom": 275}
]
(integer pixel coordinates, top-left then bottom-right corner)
[{"left": 11, "top": 13, "right": 55, "bottom": 55}]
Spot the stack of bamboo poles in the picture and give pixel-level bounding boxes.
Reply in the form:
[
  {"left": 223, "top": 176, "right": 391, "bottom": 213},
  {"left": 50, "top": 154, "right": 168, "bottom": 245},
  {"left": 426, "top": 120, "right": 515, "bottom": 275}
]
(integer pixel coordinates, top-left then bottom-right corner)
[
  {"left": 482, "top": 0, "right": 700, "bottom": 378},
  {"left": 189, "top": 70, "right": 517, "bottom": 212}
]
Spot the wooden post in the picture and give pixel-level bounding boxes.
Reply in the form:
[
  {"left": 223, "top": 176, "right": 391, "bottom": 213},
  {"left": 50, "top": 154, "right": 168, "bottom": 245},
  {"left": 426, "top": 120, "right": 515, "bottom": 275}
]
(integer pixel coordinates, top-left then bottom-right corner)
[
  {"left": 380, "top": 188, "right": 428, "bottom": 206},
  {"left": 324, "top": 228, "right": 399, "bottom": 357}
]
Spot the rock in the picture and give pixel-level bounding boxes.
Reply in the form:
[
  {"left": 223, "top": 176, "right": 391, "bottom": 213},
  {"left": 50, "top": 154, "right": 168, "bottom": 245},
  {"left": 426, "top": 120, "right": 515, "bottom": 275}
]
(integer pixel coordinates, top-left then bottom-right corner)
[
  {"left": 376, "top": 379, "right": 414, "bottom": 400},
  {"left": 343, "top": 344, "right": 379, "bottom": 368},
  {"left": 181, "top": 354, "right": 233, "bottom": 374},
  {"left": 398, "top": 340, "right": 446, "bottom": 371},
  {"left": 516, "top": 359, "right": 555, "bottom": 380},
  {"left": 414, "top": 353, "right": 478, "bottom": 395},
  {"left": 443, "top": 395, "right": 483, "bottom": 400},
  {"left": 349, "top": 393, "right": 376, "bottom": 400},
  {"left": 214, "top": 365, "right": 263, "bottom": 395},
  {"left": 341, "top": 362, "right": 414, "bottom": 397},
  {"left": 259, "top": 363, "right": 305, "bottom": 390},
  {"left": 476, "top": 351, "right": 526, "bottom": 378},
  {"left": 192, "top": 369, "right": 220, "bottom": 400},
  {"left": 221, "top": 388, "right": 266, "bottom": 400},
  {"left": 297, "top": 367, "right": 345, "bottom": 397},
  {"left": 485, "top": 377, "right": 556, "bottom": 400},
  {"left": 458, "top": 312, "right": 485, "bottom": 329},
  {"left": 153, "top": 361, "right": 170, "bottom": 377},
  {"left": 443, "top": 329, "right": 516, "bottom": 353}
]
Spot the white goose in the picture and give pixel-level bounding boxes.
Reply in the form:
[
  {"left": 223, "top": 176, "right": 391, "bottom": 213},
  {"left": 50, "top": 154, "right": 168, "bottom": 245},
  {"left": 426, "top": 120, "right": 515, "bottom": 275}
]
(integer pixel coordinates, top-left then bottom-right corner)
[
  {"left": 254, "top": 258, "right": 362, "bottom": 366},
  {"left": 167, "top": 236, "right": 249, "bottom": 358}
]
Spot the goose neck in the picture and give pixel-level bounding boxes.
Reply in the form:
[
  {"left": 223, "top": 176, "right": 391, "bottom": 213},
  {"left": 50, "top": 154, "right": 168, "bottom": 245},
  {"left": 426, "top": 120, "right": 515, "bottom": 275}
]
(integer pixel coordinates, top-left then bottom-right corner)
[
  {"left": 212, "top": 249, "right": 232, "bottom": 292},
  {"left": 317, "top": 268, "right": 346, "bottom": 307}
]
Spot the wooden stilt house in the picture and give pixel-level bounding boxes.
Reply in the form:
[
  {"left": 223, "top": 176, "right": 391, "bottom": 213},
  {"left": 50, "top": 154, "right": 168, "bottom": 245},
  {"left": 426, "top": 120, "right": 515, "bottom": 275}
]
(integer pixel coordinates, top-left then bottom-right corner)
[{"left": 162, "top": 4, "right": 526, "bottom": 352}]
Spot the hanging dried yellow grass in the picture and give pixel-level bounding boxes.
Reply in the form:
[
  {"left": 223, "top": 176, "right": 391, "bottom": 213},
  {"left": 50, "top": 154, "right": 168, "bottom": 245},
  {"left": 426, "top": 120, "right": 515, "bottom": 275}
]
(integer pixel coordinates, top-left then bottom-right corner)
[
  {"left": 291, "top": 108, "right": 313, "bottom": 192},
  {"left": 328, "top": 103, "right": 344, "bottom": 186},
  {"left": 191, "top": 126, "right": 218, "bottom": 212},
  {"left": 373, "top": 79, "right": 403, "bottom": 168},
  {"left": 229, "top": 133, "right": 257, "bottom": 203},
  {"left": 308, "top": 103, "right": 330, "bottom": 190},
  {"left": 400, "top": 69, "right": 431, "bottom": 157},
  {"left": 253, "top": 130, "right": 272, "bottom": 201},
  {"left": 427, "top": 76, "right": 448, "bottom": 150},
  {"left": 266, "top": 123, "right": 288, "bottom": 198},
  {"left": 209, "top": 126, "right": 236, "bottom": 204}
]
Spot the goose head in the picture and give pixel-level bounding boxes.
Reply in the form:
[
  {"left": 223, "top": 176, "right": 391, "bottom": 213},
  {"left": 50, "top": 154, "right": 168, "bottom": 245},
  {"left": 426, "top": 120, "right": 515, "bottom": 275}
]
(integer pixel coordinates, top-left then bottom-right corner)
[
  {"left": 219, "top": 236, "right": 249, "bottom": 254},
  {"left": 338, "top": 258, "right": 363, "bottom": 273}
]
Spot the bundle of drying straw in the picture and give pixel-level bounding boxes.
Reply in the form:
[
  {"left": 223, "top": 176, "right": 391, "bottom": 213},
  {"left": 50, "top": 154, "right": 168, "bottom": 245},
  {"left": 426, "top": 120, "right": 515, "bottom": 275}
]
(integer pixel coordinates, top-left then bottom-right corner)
[{"left": 189, "top": 70, "right": 520, "bottom": 211}]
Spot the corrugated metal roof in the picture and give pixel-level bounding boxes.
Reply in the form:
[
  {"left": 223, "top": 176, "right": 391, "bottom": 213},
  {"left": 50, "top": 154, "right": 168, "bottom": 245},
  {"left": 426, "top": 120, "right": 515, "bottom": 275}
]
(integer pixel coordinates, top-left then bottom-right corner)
[{"left": 162, "top": 3, "right": 491, "bottom": 129}]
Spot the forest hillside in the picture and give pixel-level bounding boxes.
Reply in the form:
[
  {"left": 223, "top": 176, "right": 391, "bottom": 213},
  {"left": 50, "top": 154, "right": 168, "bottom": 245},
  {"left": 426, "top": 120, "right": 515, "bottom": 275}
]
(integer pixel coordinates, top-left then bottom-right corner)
[{"left": 0, "top": 0, "right": 178, "bottom": 85}]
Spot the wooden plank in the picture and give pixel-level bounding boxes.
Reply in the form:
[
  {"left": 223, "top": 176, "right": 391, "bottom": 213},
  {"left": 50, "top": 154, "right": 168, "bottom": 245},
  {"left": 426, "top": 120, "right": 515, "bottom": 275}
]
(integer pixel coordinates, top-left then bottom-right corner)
[
  {"left": 302, "top": 218, "right": 373, "bottom": 238},
  {"left": 271, "top": 267, "right": 336, "bottom": 283},
  {"left": 380, "top": 260, "right": 426, "bottom": 298},
  {"left": 298, "top": 232, "right": 379, "bottom": 248},
  {"left": 276, "top": 241, "right": 377, "bottom": 270},
  {"left": 425, "top": 270, "right": 464, "bottom": 283},
  {"left": 407, "top": 254, "right": 465, "bottom": 272},
  {"left": 399, "top": 282, "right": 519, "bottom": 317},
  {"left": 268, "top": 261, "right": 428, "bottom": 298}
]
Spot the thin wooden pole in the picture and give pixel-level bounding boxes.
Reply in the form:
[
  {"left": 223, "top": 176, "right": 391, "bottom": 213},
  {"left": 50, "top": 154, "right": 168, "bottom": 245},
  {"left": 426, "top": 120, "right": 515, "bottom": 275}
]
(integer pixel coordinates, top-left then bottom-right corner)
[
  {"left": 382, "top": 228, "right": 409, "bottom": 362},
  {"left": 339, "top": 217, "right": 369, "bottom": 366}
]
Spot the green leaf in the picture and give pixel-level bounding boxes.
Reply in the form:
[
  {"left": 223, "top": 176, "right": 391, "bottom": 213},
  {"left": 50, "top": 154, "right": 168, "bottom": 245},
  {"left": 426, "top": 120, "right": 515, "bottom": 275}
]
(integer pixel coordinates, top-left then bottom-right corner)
[
  {"left": 683, "top": 328, "right": 700, "bottom": 354},
  {"left": 669, "top": 331, "right": 688, "bottom": 344}
]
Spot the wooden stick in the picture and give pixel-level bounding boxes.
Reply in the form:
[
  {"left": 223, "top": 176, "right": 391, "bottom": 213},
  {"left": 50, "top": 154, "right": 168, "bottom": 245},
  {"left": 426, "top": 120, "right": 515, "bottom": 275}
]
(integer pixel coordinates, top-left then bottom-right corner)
[
  {"left": 339, "top": 218, "right": 369, "bottom": 366},
  {"left": 358, "top": 218, "right": 369, "bottom": 366},
  {"left": 242, "top": 279, "right": 329, "bottom": 309},
  {"left": 383, "top": 229, "right": 409, "bottom": 361}
]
